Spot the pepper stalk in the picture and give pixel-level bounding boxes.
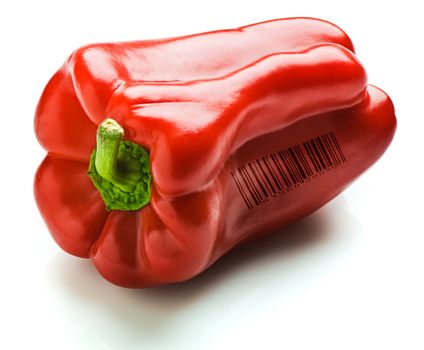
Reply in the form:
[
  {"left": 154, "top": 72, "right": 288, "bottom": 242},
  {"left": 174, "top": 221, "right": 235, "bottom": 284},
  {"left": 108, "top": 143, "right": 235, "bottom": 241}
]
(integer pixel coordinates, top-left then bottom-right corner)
[{"left": 88, "top": 118, "right": 152, "bottom": 211}]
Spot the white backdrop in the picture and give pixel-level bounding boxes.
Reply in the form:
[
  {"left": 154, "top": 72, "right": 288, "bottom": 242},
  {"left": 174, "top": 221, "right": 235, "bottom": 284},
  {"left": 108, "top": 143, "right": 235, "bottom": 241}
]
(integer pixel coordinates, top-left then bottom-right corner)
[{"left": 1, "top": 1, "right": 423, "bottom": 349}]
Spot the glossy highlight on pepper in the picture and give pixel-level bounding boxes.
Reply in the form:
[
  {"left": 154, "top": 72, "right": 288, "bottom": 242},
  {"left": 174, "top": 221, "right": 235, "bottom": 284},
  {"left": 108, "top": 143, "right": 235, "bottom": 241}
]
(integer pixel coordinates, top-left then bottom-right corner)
[{"left": 34, "top": 18, "right": 396, "bottom": 287}]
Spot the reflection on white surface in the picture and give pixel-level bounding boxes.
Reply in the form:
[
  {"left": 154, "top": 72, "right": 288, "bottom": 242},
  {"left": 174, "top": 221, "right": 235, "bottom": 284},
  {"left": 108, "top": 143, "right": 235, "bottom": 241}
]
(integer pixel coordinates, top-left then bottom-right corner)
[{"left": 44, "top": 197, "right": 363, "bottom": 350}]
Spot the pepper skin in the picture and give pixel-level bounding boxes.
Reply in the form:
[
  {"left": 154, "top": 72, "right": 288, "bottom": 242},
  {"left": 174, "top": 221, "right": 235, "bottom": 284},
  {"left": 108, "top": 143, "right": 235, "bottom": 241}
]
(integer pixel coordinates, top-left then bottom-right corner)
[{"left": 34, "top": 18, "right": 396, "bottom": 287}]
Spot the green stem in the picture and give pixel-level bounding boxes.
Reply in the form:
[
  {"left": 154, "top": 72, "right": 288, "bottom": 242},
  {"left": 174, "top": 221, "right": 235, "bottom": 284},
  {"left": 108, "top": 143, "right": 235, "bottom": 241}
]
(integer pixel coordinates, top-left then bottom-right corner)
[
  {"left": 87, "top": 118, "right": 152, "bottom": 211},
  {"left": 95, "top": 118, "right": 136, "bottom": 192}
]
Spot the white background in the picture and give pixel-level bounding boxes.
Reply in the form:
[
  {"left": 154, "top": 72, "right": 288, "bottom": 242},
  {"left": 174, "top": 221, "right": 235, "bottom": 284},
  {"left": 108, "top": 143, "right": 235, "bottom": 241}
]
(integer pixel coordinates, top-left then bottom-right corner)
[{"left": 1, "top": 1, "right": 423, "bottom": 349}]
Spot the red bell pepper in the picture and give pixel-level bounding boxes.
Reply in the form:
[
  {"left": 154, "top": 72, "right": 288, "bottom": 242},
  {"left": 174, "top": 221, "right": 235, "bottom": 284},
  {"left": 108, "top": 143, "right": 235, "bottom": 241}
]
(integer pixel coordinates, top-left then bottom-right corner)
[{"left": 34, "top": 18, "right": 396, "bottom": 287}]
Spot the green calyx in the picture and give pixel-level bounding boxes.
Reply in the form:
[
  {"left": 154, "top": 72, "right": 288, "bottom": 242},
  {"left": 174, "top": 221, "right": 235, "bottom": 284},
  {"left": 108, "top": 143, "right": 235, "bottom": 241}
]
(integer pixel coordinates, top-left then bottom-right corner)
[{"left": 87, "top": 118, "right": 152, "bottom": 211}]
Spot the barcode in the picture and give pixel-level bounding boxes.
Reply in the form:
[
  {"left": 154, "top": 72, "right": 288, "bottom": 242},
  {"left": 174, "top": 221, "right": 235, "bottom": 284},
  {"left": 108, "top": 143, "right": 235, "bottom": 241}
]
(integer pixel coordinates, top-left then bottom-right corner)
[{"left": 231, "top": 131, "right": 346, "bottom": 209}]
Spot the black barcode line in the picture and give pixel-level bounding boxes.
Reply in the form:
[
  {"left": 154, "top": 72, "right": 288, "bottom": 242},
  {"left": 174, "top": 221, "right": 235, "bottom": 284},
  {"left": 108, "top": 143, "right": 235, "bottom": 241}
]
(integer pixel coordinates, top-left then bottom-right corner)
[
  {"left": 231, "top": 131, "right": 346, "bottom": 209},
  {"left": 249, "top": 163, "right": 268, "bottom": 200},
  {"left": 310, "top": 139, "right": 326, "bottom": 170},
  {"left": 328, "top": 133, "right": 342, "bottom": 165},
  {"left": 303, "top": 140, "right": 320, "bottom": 173},
  {"left": 288, "top": 148, "right": 305, "bottom": 183},
  {"left": 271, "top": 154, "right": 290, "bottom": 188},
  {"left": 290, "top": 147, "right": 306, "bottom": 180},
  {"left": 322, "top": 134, "right": 338, "bottom": 166},
  {"left": 271, "top": 153, "right": 291, "bottom": 188},
  {"left": 257, "top": 159, "right": 276, "bottom": 195},
  {"left": 245, "top": 164, "right": 263, "bottom": 203},
  {"left": 277, "top": 151, "right": 293, "bottom": 184},
  {"left": 263, "top": 156, "right": 282, "bottom": 192},
  {"left": 231, "top": 171, "right": 252, "bottom": 209},
  {"left": 282, "top": 150, "right": 301, "bottom": 184},
  {"left": 238, "top": 166, "right": 254, "bottom": 205},
  {"left": 241, "top": 165, "right": 260, "bottom": 205},
  {"left": 316, "top": 137, "right": 331, "bottom": 168},
  {"left": 296, "top": 145, "right": 313, "bottom": 177},
  {"left": 254, "top": 160, "right": 272, "bottom": 197},
  {"left": 330, "top": 132, "right": 346, "bottom": 162}
]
